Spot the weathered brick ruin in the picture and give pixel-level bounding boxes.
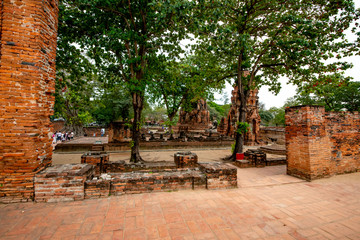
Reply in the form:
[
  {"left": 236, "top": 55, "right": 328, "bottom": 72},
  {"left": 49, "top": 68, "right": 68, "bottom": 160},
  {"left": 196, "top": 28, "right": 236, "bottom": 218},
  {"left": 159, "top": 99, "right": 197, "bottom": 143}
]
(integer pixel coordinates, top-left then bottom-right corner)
[
  {"left": 34, "top": 164, "right": 93, "bottom": 203},
  {"left": 286, "top": 106, "right": 360, "bottom": 180},
  {"left": 108, "top": 121, "right": 131, "bottom": 143},
  {"left": 2, "top": 0, "right": 360, "bottom": 205},
  {"left": 0, "top": 0, "right": 58, "bottom": 203},
  {"left": 217, "top": 85, "right": 261, "bottom": 145},
  {"left": 177, "top": 99, "right": 210, "bottom": 132},
  {"left": 81, "top": 151, "right": 109, "bottom": 174},
  {"left": 34, "top": 161, "right": 237, "bottom": 202},
  {"left": 174, "top": 151, "right": 198, "bottom": 168}
]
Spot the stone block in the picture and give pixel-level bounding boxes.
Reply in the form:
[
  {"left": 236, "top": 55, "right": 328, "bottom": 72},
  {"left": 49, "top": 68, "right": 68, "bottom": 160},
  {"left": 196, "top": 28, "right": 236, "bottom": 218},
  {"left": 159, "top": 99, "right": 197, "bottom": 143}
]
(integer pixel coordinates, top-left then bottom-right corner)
[{"left": 174, "top": 151, "right": 198, "bottom": 168}]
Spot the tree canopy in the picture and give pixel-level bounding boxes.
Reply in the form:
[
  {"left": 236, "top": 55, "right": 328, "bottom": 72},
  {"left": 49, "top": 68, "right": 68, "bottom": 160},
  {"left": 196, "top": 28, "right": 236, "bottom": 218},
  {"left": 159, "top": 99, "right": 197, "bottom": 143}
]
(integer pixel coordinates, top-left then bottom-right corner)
[
  {"left": 56, "top": 0, "right": 360, "bottom": 161},
  {"left": 59, "top": 0, "right": 197, "bottom": 162},
  {"left": 192, "top": 0, "right": 359, "bottom": 159}
]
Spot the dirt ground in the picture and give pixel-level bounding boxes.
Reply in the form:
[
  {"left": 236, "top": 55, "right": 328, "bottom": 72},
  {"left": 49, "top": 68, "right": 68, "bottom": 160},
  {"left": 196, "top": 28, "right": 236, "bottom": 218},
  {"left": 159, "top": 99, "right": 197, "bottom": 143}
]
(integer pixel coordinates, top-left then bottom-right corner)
[{"left": 52, "top": 146, "right": 264, "bottom": 165}]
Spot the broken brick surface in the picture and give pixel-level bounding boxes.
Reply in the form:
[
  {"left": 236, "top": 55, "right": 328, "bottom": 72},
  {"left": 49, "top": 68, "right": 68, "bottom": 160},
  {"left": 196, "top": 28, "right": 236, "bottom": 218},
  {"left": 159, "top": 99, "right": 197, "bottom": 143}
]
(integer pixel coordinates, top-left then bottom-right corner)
[
  {"left": 0, "top": 0, "right": 59, "bottom": 203},
  {"left": 34, "top": 164, "right": 94, "bottom": 203},
  {"left": 286, "top": 106, "right": 360, "bottom": 180}
]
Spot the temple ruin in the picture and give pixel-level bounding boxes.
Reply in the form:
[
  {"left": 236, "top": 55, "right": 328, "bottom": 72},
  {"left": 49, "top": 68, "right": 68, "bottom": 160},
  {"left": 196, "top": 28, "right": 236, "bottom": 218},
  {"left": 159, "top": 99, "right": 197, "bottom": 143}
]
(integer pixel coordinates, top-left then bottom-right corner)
[
  {"left": 0, "top": 0, "right": 59, "bottom": 203},
  {"left": 177, "top": 99, "right": 211, "bottom": 133},
  {"left": 217, "top": 86, "right": 261, "bottom": 145},
  {"left": 1, "top": 0, "right": 359, "bottom": 204}
]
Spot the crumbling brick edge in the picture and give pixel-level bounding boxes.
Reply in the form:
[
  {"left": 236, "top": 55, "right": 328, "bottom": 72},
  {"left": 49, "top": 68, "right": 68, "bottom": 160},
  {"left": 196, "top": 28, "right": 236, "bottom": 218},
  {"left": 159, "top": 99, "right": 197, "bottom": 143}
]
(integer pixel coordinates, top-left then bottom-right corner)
[{"left": 27, "top": 162, "right": 238, "bottom": 203}]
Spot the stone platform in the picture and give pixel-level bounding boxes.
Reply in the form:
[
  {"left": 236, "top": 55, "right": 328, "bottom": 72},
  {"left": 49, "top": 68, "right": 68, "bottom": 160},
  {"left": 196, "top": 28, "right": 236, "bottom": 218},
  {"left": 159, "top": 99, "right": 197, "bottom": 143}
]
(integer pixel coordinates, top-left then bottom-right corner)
[
  {"left": 34, "top": 164, "right": 94, "bottom": 203},
  {"left": 35, "top": 162, "right": 238, "bottom": 202},
  {"left": 259, "top": 144, "right": 286, "bottom": 155}
]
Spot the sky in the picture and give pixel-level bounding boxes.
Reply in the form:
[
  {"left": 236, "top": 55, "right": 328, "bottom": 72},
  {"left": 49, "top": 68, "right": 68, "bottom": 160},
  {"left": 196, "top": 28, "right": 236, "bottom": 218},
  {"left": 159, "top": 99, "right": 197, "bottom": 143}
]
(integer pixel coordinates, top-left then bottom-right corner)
[{"left": 214, "top": 2, "right": 360, "bottom": 109}]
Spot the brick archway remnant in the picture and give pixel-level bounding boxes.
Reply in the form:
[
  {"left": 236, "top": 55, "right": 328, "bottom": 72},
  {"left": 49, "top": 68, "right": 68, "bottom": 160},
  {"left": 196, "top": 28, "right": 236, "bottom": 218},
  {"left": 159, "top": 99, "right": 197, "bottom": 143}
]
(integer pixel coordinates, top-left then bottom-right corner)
[
  {"left": 285, "top": 105, "right": 360, "bottom": 181},
  {"left": 0, "top": 0, "right": 59, "bottom": 203}
]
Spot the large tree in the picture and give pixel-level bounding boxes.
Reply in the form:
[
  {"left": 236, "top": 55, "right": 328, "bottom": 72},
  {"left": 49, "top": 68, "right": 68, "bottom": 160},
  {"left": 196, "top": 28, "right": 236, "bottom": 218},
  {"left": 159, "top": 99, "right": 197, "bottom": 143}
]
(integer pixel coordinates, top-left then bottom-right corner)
[
  {"left": 59, "top": 0, "right": 195, "bottom": 162},
  {"left": 148, "top": 56, "right": 223, "bottom": 136},
  {"left": 194, "top": 0, "right": 359, "bottom": 160},
  {"left": 55, "top": 30, "right": 96, "bottom": 135}
]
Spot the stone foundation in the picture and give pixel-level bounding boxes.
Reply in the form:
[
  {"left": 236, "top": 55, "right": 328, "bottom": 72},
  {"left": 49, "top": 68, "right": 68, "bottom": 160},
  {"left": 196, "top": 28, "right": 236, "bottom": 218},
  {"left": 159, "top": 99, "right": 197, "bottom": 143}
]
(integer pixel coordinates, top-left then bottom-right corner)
[
  {"left": 34, "top": 164, "right": 94, "bottom": 203},
  {"left": 33, "top": 162, "right": 237, "bottom": 202}
]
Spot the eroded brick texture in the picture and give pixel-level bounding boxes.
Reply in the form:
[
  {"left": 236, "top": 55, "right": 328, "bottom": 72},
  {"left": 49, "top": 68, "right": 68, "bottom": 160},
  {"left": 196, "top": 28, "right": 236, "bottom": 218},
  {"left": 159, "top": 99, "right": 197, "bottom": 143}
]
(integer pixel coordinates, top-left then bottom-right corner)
[
  {"left": 109, "top": 170, "right": 206, "bottom": 196},
  {"left": 0, "top": 0, "right": 59, "bottom": 203},
  {"left": 34, "top": 164, "right": 94, "bottom": 203},
  {"left": 81, "top": 152, "right": 109, "bottom": 174},
  {"left": 174, "top": 151, "right": 198, "bottom": 168},
  {"left": 198, "top": 163, "right": 237, "bottom": 189},
  {"left": 286, "top": 106, "right": 360, "bottom": 180},
  {"left": 177, "top": 99, "right": 210, "bottom": 132},
  {"left": 217, "top": 75, "right": 261, "bottom": 146}
]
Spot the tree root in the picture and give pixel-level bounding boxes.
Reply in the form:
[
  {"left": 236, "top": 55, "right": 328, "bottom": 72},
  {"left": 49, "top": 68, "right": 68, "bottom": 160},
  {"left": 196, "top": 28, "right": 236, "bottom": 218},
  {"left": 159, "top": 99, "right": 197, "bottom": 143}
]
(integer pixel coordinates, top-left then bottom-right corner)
[{"left": 222, "top": 155, "right": 235, "bottom": 161}]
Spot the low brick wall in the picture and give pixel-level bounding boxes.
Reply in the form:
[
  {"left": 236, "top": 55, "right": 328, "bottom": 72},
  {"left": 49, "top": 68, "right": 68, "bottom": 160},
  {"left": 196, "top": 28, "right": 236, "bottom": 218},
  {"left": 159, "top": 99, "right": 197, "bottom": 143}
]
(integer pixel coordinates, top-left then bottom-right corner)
[
  {"left": 85, "top": 178, "right": 110, "bottom": 199},
  {"left": 33, "top": 162, "right": 238, "bottom": 202},
  {"left": 109, "top": 169, "right": 206, "bottom": 196},
  {"left": 34, "top": 164, "right": 94, "bottom": 203},
  {"left": 198, "top": 163, "right": 237, "bottom": 189},
  {"left": 233, "top": 160, "right": 253, "bottom": 168},
  {"left": 259, "top": 127, "right": 285, "bottom": 145}
]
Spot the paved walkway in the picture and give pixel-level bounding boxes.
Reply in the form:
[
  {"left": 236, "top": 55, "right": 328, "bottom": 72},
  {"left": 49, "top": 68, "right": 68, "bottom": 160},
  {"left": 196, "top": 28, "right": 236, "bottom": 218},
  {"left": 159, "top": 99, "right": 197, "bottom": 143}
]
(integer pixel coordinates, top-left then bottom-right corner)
[{"left": 1, "top": 167, "right": 359, "bottom": 240}]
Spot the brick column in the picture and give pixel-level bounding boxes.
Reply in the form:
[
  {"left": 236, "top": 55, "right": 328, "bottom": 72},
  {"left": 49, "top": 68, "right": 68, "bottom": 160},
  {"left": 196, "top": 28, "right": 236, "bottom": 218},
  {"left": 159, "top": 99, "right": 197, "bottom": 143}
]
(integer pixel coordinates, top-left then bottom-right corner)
[
  {"left": 285, "top": 106, "right": 332, "bottom": 180},
  {"left": 0, "top": 0, "right": 58, "bottom": 203}
]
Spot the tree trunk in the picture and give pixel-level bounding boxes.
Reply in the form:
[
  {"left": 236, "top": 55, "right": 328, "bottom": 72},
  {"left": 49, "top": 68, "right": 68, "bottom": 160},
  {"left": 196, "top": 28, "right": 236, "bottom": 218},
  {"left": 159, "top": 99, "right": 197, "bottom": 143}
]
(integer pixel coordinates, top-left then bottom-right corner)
[
  {"left": 226, "top": 53, "right": 247, "bottom": 161},
  {"left": 130, "top": 92, "right": 144, "bottom": 163},
  {"left": 230, "top": 101, "right": 246, "bottom": 160},
  {"left": 64, "top": 124, "right": 84, "bottom": 137},
  {"left": 168, "top": 115, "right": 175, "bottom": 140}
]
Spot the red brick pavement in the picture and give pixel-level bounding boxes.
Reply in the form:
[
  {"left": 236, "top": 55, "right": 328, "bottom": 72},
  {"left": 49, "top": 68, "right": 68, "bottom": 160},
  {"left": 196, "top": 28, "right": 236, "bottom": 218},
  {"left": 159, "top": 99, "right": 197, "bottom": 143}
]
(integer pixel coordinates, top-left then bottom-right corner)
[{"left": 0, "top": 168, "right": 359, "bottom": 240}]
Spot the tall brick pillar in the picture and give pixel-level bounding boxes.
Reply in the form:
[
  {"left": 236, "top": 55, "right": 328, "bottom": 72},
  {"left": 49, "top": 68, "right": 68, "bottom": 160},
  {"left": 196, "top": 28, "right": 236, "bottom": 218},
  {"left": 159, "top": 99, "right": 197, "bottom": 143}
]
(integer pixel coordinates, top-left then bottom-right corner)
[
  {"left": 0, "top": 0, "right": 59, "bottom": 203},
  {"left": 285, "top": 106, "right": 332, "bottom": 180}
]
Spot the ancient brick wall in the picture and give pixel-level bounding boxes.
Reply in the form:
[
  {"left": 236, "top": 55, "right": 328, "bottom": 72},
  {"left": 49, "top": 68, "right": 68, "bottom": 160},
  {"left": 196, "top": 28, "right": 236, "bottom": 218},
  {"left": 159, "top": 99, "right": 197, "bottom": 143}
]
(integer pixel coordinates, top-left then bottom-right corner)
[
  {"left": 0, "top": 0, "right": 58, "bottom": 203},
  {"left": 285, "top": 106, "right": 360, "bottom": 180}
]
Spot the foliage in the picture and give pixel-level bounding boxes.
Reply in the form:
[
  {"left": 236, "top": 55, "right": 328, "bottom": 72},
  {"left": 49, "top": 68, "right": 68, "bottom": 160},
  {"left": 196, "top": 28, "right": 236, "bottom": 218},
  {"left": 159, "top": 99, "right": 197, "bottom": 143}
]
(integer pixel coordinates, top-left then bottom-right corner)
[
  {"left": 59, "top": 0, "right": 197, "bottom": 162},
  {"left": 208, "top": 101, "right": 231, "bottom": 121},
  {"left": 142, "top": 106, "right": 167, "bottom": 122},
  {"left": 268, "top": 107, "right": 285, "bottom": 126},
  {"left": 259, "top": 110, "right": 274, "bottom": 125},
  {"left": 287, "top": 81, "right": 360, "bottom": 112},
  {"left": 78, "top": 111, "right": 94, "bottom": 126},
  {"left": 54, "top": 35, "right": 95, "bottom": 135},
  {"left": 231, "top": 142, "right": 236, "bottom": 154},
  {"left": 193, "top": 0, "right": 359, "bottom": 158},
  {"left": 236, "top": 122, "right": 250, "bottom": 135},
  {"left": 91, "top": 83, "right": 132, "bottom": 126}
]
